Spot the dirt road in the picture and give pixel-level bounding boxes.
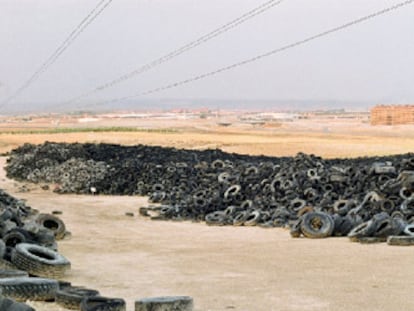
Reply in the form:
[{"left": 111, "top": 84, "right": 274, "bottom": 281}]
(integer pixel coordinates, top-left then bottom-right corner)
[{"left": 1, "top": 157, "right": 413, "bottom": 311}]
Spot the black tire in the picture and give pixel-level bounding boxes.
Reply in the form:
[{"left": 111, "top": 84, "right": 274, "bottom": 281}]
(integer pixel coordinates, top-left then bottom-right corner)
[
  {"left": 11, "top": 243, "right": 70, "bottom": 279},
  {"left": 56, "top": 286, "right": 100, "bottom": 310},
  {"left": 404, "top": 224, "right": 414, "bottom": 236},
  {"left": 2, "top": 229, "right": 33, "bottom": 248},
  {"left": 0, "top": 277, "right": 59, "bottom": 301},
  {"left": 300, "top": 212, "right": 334, "bottom": 239},
  {"left": 0, "top": 269, "right": 28, "bottom": 278},
  {"left": 135, "top": 296, "right": 194, "bottom": 311},
  {"left": 232, "top": 211, "right": 248, "bottom": 226},
  {"left": 80, "top": 296, "right": 126, "bottom": 311},
  {"left": 0, "top": 297, "right": 35, "bottom": 311},
  {"left": 387, "top": 235, "right": 414, "bottom": 246},
  {"left": 355, "top": 236, "right": 387, "bottom": 244},
  {"left": 348, "top": 220, "right": 376, "bottom": 240},
  {"left": 335, "top": 215, "right": 355, "bottom": 236},
  {"left": 290, "top": 219, "right": 302, "bottom": 238},
  {"left": 0, "top": 258, "right": 18, "bottom": 270},
  {"left": 205, "top": 211, "right": 226, "bottom": 226},
  {"left": 0, "top": 239, "right": 5, "bottom": 259},
  {"left": 244, "top": 210, "right": 261, "bottom": 226},
  {"left": 36, "top": 213, "right": 66, "bottom": 240},
  {"left": 371, "top": 218, "right": 393, "bottom": 237}
]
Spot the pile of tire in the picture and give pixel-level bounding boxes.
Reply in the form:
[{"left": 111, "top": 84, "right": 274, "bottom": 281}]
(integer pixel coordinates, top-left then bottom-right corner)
[
  {"left": 0, "top": 189, "right": 71, "bottom": 268},
  {"left": 5, "top": 142, "right": 414, "bottom": 243},
  {"left": 0, "top": 188, "right": 76, "bottom": 310}
]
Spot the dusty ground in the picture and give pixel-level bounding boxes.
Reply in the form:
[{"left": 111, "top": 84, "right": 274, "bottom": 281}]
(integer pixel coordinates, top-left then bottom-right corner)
[{"left": 0, "top": 118, "right": 413, "bottom": 310}]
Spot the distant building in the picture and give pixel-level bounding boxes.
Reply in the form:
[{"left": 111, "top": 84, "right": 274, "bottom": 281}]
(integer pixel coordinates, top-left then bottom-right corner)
[{"left": 371, "top": 105, "right": 414, "bottom": 125}]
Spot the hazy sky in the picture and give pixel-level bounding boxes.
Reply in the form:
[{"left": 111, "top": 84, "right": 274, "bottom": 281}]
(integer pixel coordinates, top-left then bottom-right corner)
[{"left": 0, "top": 0, "right": 413, "bottom": 112}]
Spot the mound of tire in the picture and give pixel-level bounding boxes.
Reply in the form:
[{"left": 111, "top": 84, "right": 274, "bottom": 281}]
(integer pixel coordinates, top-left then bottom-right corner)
[
  {"left": 5, "top": 142, "right": 414, "bottom": 242},
  {"left": 0, "top": 188, "right": 71, "bottom": 276}
]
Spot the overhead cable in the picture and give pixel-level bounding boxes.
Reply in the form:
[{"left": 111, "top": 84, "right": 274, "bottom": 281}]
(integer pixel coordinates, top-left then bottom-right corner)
[
  {"left": 89, "top": 0, "right": 413, "bottom": 108},
  {"left": 64, "top": 0, "right": 286, "bottom": 105},
  {"left": 0, "top": 0, "right": 113, "bottom": 107}
]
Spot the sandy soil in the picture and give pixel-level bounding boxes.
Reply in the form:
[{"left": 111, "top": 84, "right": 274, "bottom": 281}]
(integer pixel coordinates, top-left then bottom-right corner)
[
  {"left": 0, "top": 118, "right": 413, "bottom": 310},
  {"left": 1, "top": 154, "right": 414, "bottom": 311}
]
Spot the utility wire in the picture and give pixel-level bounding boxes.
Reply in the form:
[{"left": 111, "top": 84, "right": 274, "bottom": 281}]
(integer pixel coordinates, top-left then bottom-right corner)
[
  {"left": 88, "top": 0, "right": 413, "bottom": 109},
  {"left": 64, "top": 0, "right": 286, "bottom": 105},
  {"left": 0, "top": 0, "right": 113, "bottom": 107}
]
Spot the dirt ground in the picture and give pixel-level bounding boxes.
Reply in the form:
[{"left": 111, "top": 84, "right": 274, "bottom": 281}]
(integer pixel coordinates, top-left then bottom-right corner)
[{"left": 0, "top": 118, "right": 413, "bottom": 310}]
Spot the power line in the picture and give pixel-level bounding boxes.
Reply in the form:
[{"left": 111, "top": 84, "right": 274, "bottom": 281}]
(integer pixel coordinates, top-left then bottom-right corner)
[
  {"left": 87, "top": 0, "right": 414, "bottom": 109},
  {"left": 64, "top": 0, "right": 286, "bottom": 105},
  {"left": 0, "top": 0, "right": 114, "bottom": 107}
]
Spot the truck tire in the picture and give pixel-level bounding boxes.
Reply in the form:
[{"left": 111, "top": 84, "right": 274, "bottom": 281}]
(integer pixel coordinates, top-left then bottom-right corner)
[
  {"left": 11, "top": 243, "right": 70, "bottom": 279},
  {"left": 0, "top": 277, "right": 58, "bottom": 301}
]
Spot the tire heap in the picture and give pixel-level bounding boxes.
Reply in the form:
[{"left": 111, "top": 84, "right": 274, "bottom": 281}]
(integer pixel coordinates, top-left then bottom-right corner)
[
  {"left": 5, "top": 142, "right": 414, "bottom": 244},
  {"left": 0, "top": 189, "right": 126, "bottom": 310},
  {"left": 0, "top": 188, "right": 73, "bottom": 310}
]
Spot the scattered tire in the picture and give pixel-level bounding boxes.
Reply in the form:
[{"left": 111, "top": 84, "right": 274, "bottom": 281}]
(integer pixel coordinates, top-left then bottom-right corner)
[
  {"left": 135, "top": 296, "right": 194, "bottom": 311},
  {"left": 233, "top": 211, "right": 248, "bottom": 226},
  {"left": 289, "top": 219, "right": 302, "bottom": 238},
  {"left": 36, "top": 213, "right": 66, "bottom": 240},
  {"left": 244, "top": 210, "right": 261, "bottom": 226},
  {"left": 0, "top": 239, "right": 5, "bottom": 258},
  {"left": 0, "top": 269, "right": 29, "bottom": 278},
  {"left": 11, "top": 243, "right": 70, "bottom": 279},
  {"left": 355, "top": 237, "right": 387, "bottom": 244},
  {"left": 0, "top": 297, "right": 35, "bottom": 311},
  {"left": 404, "top": 224, "right": 414, "bottom": 236},
  {"left": 56, "top": 286, "right": 100, "bottom": 310},
  {"left": 300, "top": 212, "right": 334, "bottom": 239},
  {"left": 0, "top": 258, "right": 19, "bottom": 270},
  {"left": 0, "top": 277, "right": 59, "bottom": 301},
  {"left": 348, "top": 220, "right": 376, "bottom": 240},
  {"left": 205, "top": 211, "right": 226, "bottom": 226},
  {"left": 387, "top": 235, "right": 414, "bottom": 246},
  {"left": 80, "top": 296, "right": 126, "bottom": 311},
  {"left": 2, "top": 229, "right": 33, "bottom": 247}
]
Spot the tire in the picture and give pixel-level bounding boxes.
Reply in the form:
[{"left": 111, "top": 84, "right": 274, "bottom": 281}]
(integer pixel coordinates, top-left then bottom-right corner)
[
  {"left": 0, "top": 277, "right": 58, "bottom": 301},
  {"left": 36, "top": 213, "right": 66, "bottom": 240},
  {"left": 135, "top": 296, "right": 193, "bottom": 311},
  {"left": 289, "top": 219, "right": 302, "bottom": 238},
  {"left": 348, "top": 220, "right": 376, "bottom": 240},
  {"left": 232, "top": 211, "right": 248, "bottom": 226},
  {"left": 205, "top": 211, "right": 226, "bottom": 226},
  {"left": 0, "top": 269, "right": 28, "bottom": 278},
  {"left": 224, "top": 185, "right": 241, "bottom": 199},
  {"left": 0, "top": 239, "right": 5, "bottom": 258},
  {"left": 297, "top": 206, "right": 313, "bottom": 217},
  {"left": 0, "top": 297, "right": 35, "bottom": 311},
  {"left": 387, "top": 235, "right": 414, "bottom": 246},
  {"left": 355, "top": 237, "right": 387, "bottom": 244},
  {"left": 244, "top": 210, "right": 261, "bottom": 226},
  {"left": 0, "top": 258, "right": 18, "bottom": 270},
  {"left": 11, "top": 243, "right": 70, "bottom": 279},
  {"left": 335, "top": 215, "right": 355, "bottom": 236},
  {"left": 404, "top": 224, "right": 414, "bottom": 236},
  {"left": 2, "top": 229, "right": 33, "bottom": 248},
  {"left": 300, "top": 212, "right": 334, "bottom": 239},
  {"left": 56, "top": 286, "right": 100, "bottom": 310},
  {"left": 289, "top": 198, "right": 306, "bottom": 214},
  {"left": 372, "top": 218, "right": 395, "bottom": 238},
  {"left": 80, "top": 296, "right": 126, "bottom": 311}
]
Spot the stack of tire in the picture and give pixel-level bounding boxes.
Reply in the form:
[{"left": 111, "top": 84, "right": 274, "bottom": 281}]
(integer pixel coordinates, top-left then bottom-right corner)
[
  {"left": 0, "top": 188, "right": 71, "bottom": 310},
  {"left": 5, "top": 143, "right": 414, "bottom": 244}
]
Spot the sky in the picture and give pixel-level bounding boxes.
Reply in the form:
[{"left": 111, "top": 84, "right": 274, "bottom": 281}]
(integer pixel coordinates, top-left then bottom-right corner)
[{"left": 0, "top": 0, "right": 413, "bottom": 113}]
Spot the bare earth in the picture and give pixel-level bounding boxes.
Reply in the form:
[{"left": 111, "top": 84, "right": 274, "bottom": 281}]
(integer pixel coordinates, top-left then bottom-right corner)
[{"left": 0, "top": 118, "right": 413, "bottom": 311}]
